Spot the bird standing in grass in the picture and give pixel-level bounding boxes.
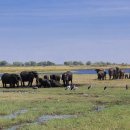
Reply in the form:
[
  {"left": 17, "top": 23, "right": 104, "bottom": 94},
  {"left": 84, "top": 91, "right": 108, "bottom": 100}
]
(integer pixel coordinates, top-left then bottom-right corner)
[
  {"left": 104, "top": 86, "right": 107, "bottom": 90},
  {"left": 126, "top": 85, "right": 128, "bottom": 90},
  {"left": 88, "top": 85, "right": 91, "bottom": 89}
]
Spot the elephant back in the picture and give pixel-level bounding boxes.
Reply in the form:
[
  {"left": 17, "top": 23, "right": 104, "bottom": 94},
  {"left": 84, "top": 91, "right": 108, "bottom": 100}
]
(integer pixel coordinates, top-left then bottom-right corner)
[
  {"left": 20, "top": 71, "right": 38, "bottom": 81},
  {"left": 1, "top": 73, "right": 11, "bottom": 83},
  {"left": 50, "top": 74, "right": 61, "bottom": 82}
]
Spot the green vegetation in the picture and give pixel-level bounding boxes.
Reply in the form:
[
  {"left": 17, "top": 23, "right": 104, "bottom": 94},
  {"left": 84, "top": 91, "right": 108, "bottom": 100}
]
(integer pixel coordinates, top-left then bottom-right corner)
[
  {"left": 0, "top": 84, "right": 130, "bottom": 129},
  {"left": 0, "top": 66, "right": 130, "bottom": 129}
]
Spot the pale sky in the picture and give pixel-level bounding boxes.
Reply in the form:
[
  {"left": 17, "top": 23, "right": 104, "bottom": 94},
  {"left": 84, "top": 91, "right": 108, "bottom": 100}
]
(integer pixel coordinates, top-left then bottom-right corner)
[{"left": 0, "top": 0, "right": 130, "bottom": 64}]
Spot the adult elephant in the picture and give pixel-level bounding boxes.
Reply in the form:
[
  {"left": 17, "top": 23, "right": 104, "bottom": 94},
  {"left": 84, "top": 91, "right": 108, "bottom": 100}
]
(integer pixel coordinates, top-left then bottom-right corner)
[
  {"left": 95, "top": 69, "right": 106, "bottom": 80},
  {"left": 62, "top": 71, "right": 73, "bottom": 87},
  {"left": 108, "top": 68, "right": 116, "bottom": 79},
  {"left": 108, "top": 67, "right": 123, "bottom": 79},
  {"left": 119, "top": 69, "right": 125, "bottom": 79},
  {"left": 20, "top": 71, "right": 39, "bottom": 87},
  {"left": 50, "top": 74, "right": 61, "bottom": 82},
  {"left": 1, "top": 73, "right": 21, "bottom": 88}
]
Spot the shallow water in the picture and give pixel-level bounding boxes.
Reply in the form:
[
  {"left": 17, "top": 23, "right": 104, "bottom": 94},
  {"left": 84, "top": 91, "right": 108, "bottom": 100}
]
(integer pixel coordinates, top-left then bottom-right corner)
[
  {"left": 0, "top": 90, "right": 30, "bottom": 93},
  {"left": 36, "top": 115, "right": 76, "bottom": 123},
  {"left": 6, "top": 114, "right": 76, "bottom": 130},
  {"left": 93, "top": 105, "right": 105, "bottom": 112},
  {"left": 0, "top": 109, "right": 28, "bottom": 119},
  {"left": 73, "top": 68, "right": 130, "bottom": 74}
]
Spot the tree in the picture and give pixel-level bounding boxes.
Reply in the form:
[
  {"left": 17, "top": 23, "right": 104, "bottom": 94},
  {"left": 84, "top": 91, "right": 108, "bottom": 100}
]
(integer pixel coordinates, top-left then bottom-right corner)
[
  {"left": 24, "top": 62, "right": 31, "bottom": 66},
  {"left": 46, "top": 61, "right": 55, "bottom": 66},
  {"left": 30, "top": 61, "right": 37, "bottom": 66},
  {"left": 0, "top": 60, "right": 8, "bottom": 66},
  {"left": 64, "top": 61, "right": 84, "bottom": 66},
  {"left": 86, "top": 61, "right": 92, "bottom": 65},
  {"left": 64, "top": 61, "right": 73, "bottom": 66},
  {"left": 37, "top": 61, "right": 55, "bottom": 66},
  {"left": 73, "top": 61, "right": 84, "bottom": 65},
  {"left": 13, "top": 61, "right": 24, "bottom": 66}
]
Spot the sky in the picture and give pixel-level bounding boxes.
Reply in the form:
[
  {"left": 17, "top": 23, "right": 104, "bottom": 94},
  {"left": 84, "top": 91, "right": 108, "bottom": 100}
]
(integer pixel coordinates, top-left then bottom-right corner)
[{"left": 0, "top": 0, "right": 130, "bottom": 64}]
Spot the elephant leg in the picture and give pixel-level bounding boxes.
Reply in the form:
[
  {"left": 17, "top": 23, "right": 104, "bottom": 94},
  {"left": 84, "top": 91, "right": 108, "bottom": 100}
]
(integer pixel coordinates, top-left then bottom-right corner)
[
  {"left": 30, "top": 82, "right": 32, "bottom": 87},
  {"left": 21, "top": 81, "right": 23, "bottom": 87},
  {"left": 29, "top": 81, "right": 33, "bottom": 87},
  {"left": 36, "top": 78, "right": 39, "bottom": 86},
  {"left": 16, "top": 82, "right": 19, "bottom": 87},
  {"left": 28, "top": 82, "right": 30, "bottom": 87},
  {"left": 63, "top": 81, "right": 66, "bottom": 87},
  {"left": 2, "top": 83, "right": 5, "bottom": 88},
  {"left": 23, "top": 82, "right": 25, "bottom": 87},
  {"left": 103, "top": 75, "right": 105, "bottom": 80},
  {"left": 12, "top": 83, "right": 14, "bottom": 88},
  {"left": 10, "top": 83, "right": 12, "bottom": 88},
  {"left": 66, "top": 80, "right": 69, "bottom": 86},
  {"left": 70, "top": 79, "right": 73, "bottom": 85}
]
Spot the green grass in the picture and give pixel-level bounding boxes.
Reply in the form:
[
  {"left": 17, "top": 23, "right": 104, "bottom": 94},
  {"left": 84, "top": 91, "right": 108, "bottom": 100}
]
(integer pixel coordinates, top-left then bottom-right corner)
[
  {"left": 0, "top": 66, "right": 130, "bottom": 129},
  {"left": 0, "top": 86, "right": 130, "bottom": 130}
]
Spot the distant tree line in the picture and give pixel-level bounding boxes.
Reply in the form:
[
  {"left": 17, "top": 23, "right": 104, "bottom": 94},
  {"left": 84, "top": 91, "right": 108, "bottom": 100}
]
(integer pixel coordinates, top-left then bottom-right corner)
[
  {"left": 0, "top": 61, "right": 55, "bottom": 66},
  {"left": 0, "top": 60, "right": 128, "bottom": 66},
  {"left": 64, "top": 61, "right": 128, "bottom": 66}
]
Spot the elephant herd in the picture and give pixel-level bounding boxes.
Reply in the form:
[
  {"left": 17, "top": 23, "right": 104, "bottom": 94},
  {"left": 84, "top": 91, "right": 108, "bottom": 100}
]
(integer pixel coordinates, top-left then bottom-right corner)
[
  {"left": 95, "top": 67, "right": 128, "bottom": 80},
  {"left": 1, "top": 71, "right": 73, "bottom": 88},
  {"left": 1, "top": 67, "right": 128, "bottom": 88}
]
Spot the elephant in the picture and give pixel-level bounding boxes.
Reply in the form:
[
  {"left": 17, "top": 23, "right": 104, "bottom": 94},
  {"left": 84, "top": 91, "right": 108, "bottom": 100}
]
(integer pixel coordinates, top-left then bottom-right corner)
[
  {"left": 50, "top": 79, "right": 62, "bottom": 87},
  {"left": 95, "top": 69, "right": 106, "bottom": 80},
  {"left": 38, "top": 78, "right": 51, "bottom": 88},
  {"left": 108, "top": 68, "right": 115, "bottom": 79},
  {"left": 118, "top": 69, "right": 125, "bottom": 79},
  {"left": 43, "top": 75, "right": 49, "bottom": 80},
  {"left": 20, "top": 71, "right": 39, "bottom": 87},
  {"left": 108, "top": 67, "right": 119, "bottom": 79},
  {"left": 108, "top": 67, "right": 124, "bottom": 79},
  {"left": 1, "top": 73, "right": 21, "bottom": 88},
  {"left": 62, "top": 71, "right": 73, "bottom": 87},
  {"left": 50, "top": 74, "right": 61, "bottom": 82}
]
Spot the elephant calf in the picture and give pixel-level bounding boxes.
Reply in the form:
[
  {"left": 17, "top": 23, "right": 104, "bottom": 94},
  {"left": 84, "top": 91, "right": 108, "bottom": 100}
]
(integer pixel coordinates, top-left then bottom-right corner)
[{"left": 38, "top": 78, "right": 51, "bottom": 88}]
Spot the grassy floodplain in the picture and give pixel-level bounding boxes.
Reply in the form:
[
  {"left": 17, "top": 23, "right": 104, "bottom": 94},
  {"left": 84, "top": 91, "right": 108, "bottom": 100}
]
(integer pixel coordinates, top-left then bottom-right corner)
[
  {"left": 0, "top": 65, "right": 130, "bottom": 73},
  {"left": 0, "top": 65, "right": 130, "bottom": 130}
]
